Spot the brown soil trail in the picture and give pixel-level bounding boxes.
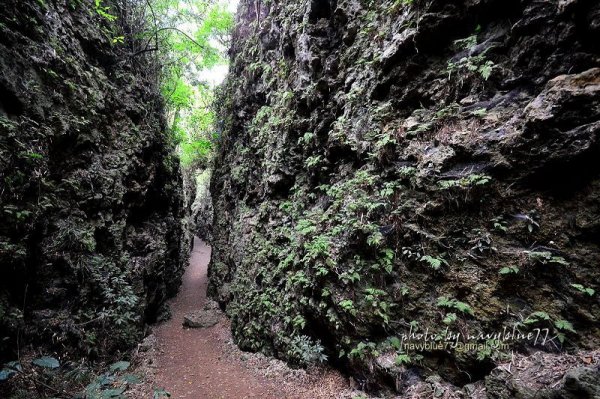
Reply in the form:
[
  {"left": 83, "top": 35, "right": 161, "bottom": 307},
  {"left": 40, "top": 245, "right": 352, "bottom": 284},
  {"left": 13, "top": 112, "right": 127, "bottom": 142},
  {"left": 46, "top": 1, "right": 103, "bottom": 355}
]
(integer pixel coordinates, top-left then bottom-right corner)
[{"left": 151, "top": 238, "right": 285, "bottom": 399}]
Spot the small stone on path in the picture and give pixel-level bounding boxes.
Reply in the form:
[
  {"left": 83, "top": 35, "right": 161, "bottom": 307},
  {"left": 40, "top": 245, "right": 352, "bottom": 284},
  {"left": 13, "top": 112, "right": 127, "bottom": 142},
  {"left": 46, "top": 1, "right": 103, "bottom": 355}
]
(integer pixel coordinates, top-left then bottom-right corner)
[{"left": 183, "top": 309, "right": 220, "bottom": 328}]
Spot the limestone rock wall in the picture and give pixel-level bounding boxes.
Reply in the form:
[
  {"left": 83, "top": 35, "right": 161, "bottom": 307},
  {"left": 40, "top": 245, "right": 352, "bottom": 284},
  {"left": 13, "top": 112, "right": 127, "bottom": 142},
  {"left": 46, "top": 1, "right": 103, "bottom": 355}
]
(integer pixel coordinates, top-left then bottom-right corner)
[
  {"left": 0, "top": 0, "right": 188, "bottom": 360},
  {"left": 210, "top": 0, "right": 600, "bottom": 393}
]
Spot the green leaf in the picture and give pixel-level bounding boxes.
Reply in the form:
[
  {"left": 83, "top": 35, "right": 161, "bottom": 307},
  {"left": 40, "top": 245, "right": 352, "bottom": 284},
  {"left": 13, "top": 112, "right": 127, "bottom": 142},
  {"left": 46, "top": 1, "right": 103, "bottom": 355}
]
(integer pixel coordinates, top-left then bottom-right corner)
[
  {"left": 524, "top": 311, "right": 551, "bottom": 325},
  {"left": 154, "top": 388, "right": 171, "bottom": 398},
  {"left": 121, "top": 373, "right": 142, "bottom": 384},
  {"left": 479, "top": 61, "right": 494, "bottom": 80},
  {"left": 394, "top": 354, "right": 411, "bottom": 365},
  {"left": 554, "top": 319, "right": 576, "bottom": 333},
  {"left": 570, "top": 283, "right": 594, "bottom": 296},
  {"left": 109, "top": 361, "right": 130, "bottom": 372},
  {"left": 24, "top": 152, "right": 43, "bottom": 159},
  {"left": 85, "top": 381, "right": 102, "bottom": 394},
  {"left": 437, "top": 296, "right": 452, "bottom": 307},
  {"left": 453, "top": 301, "right": 473, "bottom": 316},
  {"left": 5, "top": 361, "right": 21, "bottom": 371},
  {"left": 531, "top": 311, "right": 550, "bottom": 320},
  {"left": 389, "top": 336, "right": 401, "bottom": 350},
  {"left": 471, "top": 108, "right": 487, "bottom": 117},
  {"left": 499, "top": 266, "right": 519, "bottom": 275},
  {"left": 0, "top": 369, "right": 16, "bottom": 381},
  {"left": 97, "top": 374, "right": 115, "bottom": 386},
  {"left": 443, "top": 313, "right": 457, "bottom": 325},
  {"left": 101, "top": 388, "right": 126, "bottom": 398},
  {"left": 32, "top": 356, "right": 60, "bottom": 369},
  {"left": 421, "top": 255, "right": 445, "bottom": 270}
]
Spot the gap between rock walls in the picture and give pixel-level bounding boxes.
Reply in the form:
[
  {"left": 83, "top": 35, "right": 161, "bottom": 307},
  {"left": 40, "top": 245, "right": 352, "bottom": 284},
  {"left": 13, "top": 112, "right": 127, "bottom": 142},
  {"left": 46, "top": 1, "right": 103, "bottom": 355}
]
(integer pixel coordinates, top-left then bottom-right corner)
[{"left": 1, "top": 0, "right": 600, "bottom": 398}]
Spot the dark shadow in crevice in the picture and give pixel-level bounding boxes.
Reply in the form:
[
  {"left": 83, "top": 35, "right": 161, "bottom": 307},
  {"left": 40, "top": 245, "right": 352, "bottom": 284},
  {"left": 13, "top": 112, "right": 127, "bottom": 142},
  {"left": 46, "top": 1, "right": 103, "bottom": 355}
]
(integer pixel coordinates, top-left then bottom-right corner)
[{"left": 0, "top": 83, "right": 24, "bottom": 116}]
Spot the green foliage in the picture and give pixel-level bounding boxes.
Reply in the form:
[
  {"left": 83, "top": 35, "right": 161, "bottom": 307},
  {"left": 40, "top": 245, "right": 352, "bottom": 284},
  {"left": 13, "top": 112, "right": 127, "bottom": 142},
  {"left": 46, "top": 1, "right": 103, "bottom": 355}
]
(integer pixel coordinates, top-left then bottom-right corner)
[
  {"left": 439, "top": 173, "right": 491, "bottom": 190},
  {"left": 298, "top": 132, "right": 315, "bottom": 144},
  {"left": 380, "top": 248, "right": 395, "bottom": 273},
  {"left": 94, "top": 0, "right": 117, "bottom": 21},
  {"left": 420, "top": 255, "right": 447, "bottom": 270},
  {"left": 476, "top": 339, "right": 509, "bottom": 362},
  {"left": 437, "top": 296, "right": 474, "bottom": 315},
  {"left": 472, "top": 108, "right": 487, "bottom": 117},
  {"left": 32, "top": 356, "right": 60, "bottom": 369},
  {"left": 287, "top": 335, "right": 327, "bottom": 365},
  {"left": 366, "top": 231, "right": 384, "bottom": 247},
  {"left": 305, "top": 155, "right": 323, "bottom": 168},
  {"left": 3, "top": 357, "right": 141, "bottom": 398},
  {"left": 523, "top": 311, "right": 551, "bottom": 325},
  {"left": 82, "top": 361, "right": 141, "bottom": 399},
  {"left": 151, "top": 0, "right": 234, "bottom": 167},
  {"left": 380, "top": 182, "right": 398, "bottom": 197},
  {"left": 395, "top": 353, "right": 411, "bottom": 365},
  {"left": 454, "top": 34, "right": 478, "bottom": 49},
  {"left": 0, "top": 361, "right": 21, "bottom": 381},
  {"left": 304, "top": 235, "right": 330, "bottom": 260},
  {"left": 571, "top": 283, "right": 595, "bottom": 296},
  {"left": 554, "top": 319, "right": 576, "bottom": 333},
  {"left": 443, "top": 313, "right": 457, "bottom": 325},
  {"left": 499, "top": 266, "right": 519, "bottom": 275},
  {"left": 447, "top": 29, "right": 496, "bottom": 81},
  {"left": 491, "top": 217, "right": 508, "bottom": 232},
  {"left": 295, "top": 219, "right": 317, "bottom": 235},
  {"left": 479, "top": 61, "right": 494, "bottom": 80},
  {"left": 348, "top": 341, "right": 378, "bottom": 360},
  {"left": 22, "top": 151, "right": 44, "bottom": 160},
  {"left": 154, "top": 388, "right": 172, "bottom": 398},
  {"left": 339, "top": 299, "right": 356, "bottom": 314},
  {"left": 108, "top": 361, "right": 130, "bottom": 373},
  {"left": 527, "top": 251, "right": 569, "bottom": 266},
  {"left": 364, "top": 288, "right": 392, "bottom": 324}
]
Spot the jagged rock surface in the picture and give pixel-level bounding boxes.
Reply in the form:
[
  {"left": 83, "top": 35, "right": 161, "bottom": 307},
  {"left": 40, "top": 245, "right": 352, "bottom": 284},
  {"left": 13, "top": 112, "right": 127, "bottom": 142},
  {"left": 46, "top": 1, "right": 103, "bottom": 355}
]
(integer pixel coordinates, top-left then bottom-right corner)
[
  {"left": 210, "top": 0, "right": 600, "bottom": 394},
  {"left": 0, "top": 0, "right": 188, "bottom": 361}
]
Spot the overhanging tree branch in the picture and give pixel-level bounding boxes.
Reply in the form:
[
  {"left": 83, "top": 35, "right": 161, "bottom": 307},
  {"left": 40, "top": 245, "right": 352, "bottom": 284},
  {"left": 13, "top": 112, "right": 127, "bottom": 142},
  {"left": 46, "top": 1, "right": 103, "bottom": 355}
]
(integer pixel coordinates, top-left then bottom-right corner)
[
  {"left": 132, "top": 26, "right": 208, "bottom": 57},
  {"left": 155, "top": 27, "right": 208, "bottom": 50}
]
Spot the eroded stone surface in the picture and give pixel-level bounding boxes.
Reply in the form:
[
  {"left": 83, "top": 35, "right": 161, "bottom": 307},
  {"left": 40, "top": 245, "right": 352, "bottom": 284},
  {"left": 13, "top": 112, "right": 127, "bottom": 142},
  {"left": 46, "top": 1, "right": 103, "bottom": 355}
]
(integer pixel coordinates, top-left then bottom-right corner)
[
  {"left": 0, "top": 0, "right": 189, "bottom": 360},
  {"left": 210, "top": 0, "right": 600, "bottom": 394}
]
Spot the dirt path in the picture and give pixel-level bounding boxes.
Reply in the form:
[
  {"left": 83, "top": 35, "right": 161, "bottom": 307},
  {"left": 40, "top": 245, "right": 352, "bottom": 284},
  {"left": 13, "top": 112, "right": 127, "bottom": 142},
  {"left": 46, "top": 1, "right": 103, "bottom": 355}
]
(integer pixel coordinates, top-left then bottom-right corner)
[
  {"left": 150, "top": 238, "right": 285, "bottom": 399},
  {"left": 131, "top": 237, "right": 359, "bottom": 399}
]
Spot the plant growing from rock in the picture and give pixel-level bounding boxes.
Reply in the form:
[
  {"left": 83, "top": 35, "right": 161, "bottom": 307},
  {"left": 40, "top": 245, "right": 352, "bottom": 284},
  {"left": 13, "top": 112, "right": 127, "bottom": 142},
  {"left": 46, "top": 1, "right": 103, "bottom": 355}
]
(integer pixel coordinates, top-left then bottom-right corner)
[{"left": 437, "top": 296, "right": 474, "bottom": 316}]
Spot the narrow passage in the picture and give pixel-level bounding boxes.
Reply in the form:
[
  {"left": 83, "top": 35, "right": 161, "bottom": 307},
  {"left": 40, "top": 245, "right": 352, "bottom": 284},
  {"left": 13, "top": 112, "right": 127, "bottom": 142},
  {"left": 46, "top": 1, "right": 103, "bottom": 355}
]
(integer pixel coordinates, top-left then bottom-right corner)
[{"left": 152, "top": 238, "right": 285, "bottom": 398}]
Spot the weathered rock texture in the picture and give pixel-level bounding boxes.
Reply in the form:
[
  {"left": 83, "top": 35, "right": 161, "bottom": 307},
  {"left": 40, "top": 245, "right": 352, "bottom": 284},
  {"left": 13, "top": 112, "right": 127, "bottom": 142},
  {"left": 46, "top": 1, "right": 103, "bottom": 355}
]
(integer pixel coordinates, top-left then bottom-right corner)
[
  {"left": 192, "top": 171, "right": 214, "bottom": 242},
  {"left": 210, "top": 0, "right": 600, "bottom": 394},
  {"left": 0, "top": 0, "right": 187, "bottom": 361}
]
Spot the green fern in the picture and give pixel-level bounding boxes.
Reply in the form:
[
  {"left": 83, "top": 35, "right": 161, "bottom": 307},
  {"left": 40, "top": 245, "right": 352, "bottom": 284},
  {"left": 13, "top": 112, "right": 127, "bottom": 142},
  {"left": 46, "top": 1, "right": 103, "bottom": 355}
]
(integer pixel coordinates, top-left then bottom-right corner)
[
  {"left": 443, "top": 313, "right": 457, "bottom": 325},
  {"left": 554, "top": 319, "right": 576, "bottom": 333},
  {"left": 437, "top": 296, "right": 473, "bottom": 315},
  {"left": 523, "top": 311, "right": 551, "bottom": 325},
  {"left": 394, "top": 353, "right": 411, "bottom": 365},
  {"left": 421, "top": 255, "right": 447, "bottom": 270}
]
